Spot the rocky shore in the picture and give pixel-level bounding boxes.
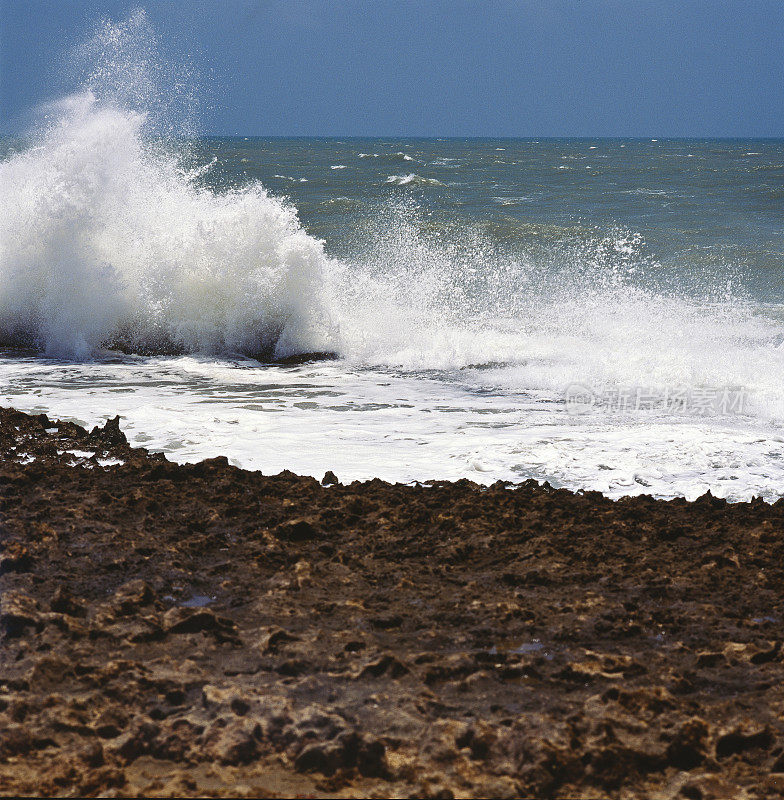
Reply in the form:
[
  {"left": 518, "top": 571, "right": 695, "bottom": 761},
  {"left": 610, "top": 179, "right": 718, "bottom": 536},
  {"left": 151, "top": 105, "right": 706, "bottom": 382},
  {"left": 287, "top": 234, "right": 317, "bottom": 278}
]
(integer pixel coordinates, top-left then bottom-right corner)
[{"left": 1, "top": 406, "right": 783, "bottom": 798}]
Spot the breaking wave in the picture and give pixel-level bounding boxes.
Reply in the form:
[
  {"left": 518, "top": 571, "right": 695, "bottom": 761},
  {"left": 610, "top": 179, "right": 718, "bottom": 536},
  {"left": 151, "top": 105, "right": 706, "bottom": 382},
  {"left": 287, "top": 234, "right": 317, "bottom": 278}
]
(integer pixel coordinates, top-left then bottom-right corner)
[
  {"left": 0, "top": 11, "right": 334, "bottom": 360},
  {"left": 3, "top": 7, "right": 784, "bottom": 433}
]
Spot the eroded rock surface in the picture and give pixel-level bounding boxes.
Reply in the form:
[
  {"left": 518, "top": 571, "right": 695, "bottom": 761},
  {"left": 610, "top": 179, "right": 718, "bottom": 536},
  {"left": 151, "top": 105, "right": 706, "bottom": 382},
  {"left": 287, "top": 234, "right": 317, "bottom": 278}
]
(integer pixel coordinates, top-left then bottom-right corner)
[{"left": 2, "top": 407, "right": 784, "bottom": 797}]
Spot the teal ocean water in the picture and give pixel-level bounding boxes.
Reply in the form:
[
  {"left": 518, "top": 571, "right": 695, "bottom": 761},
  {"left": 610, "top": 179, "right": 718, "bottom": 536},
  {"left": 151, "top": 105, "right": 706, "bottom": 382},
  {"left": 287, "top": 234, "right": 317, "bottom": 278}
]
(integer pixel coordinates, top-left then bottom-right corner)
[
  {"left": 1, "top": 16, "right": 783, "bottom": 500},
  {"left": 193, "top": 135, "right": 784, "bottom": 310}
]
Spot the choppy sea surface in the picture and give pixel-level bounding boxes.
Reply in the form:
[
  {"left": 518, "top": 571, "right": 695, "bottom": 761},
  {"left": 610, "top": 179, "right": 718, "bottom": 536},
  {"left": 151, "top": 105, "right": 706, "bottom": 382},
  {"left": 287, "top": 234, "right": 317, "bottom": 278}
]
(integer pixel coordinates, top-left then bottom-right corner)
[{"left": 2, "top": 81, "right": 784, "bottom": 500}]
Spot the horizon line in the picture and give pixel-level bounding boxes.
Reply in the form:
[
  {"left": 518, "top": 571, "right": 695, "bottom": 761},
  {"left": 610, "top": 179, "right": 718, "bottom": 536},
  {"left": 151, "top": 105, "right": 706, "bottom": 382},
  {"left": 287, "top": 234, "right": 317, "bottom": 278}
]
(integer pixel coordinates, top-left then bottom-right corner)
[{"left": 4, "top": 132, "right": 783, "bottom": 141}]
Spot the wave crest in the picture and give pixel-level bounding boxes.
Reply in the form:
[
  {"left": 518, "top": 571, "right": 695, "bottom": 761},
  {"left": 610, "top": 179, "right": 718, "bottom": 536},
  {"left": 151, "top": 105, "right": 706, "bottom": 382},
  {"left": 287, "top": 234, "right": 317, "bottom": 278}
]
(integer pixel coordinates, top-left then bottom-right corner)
[
  {"left": 385, "top": 173, "right": 444, "bottom": 187},
  {"left": 0, "top": 92, "right": 334, "bottom": 360}
]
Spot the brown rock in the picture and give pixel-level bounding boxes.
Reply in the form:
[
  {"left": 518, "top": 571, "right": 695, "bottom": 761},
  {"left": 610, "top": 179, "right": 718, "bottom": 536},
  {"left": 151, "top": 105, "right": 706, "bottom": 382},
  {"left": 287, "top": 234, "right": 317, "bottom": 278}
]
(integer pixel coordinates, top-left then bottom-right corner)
[
  {"left": 90, "top": 415, "right": 127, "bottom": 447},
  {"left": 666, "top": 718, "right": 710, "bottom": 769},
  {"left": 50, "top": 586, "right": 86, "bottom": 617},
  {"left": 715, "top": 724, "right": 774, "bottom": 759},
  {"left": 163, "top": 607, "right": 237, "bottom": 637},
  {"left": 113, "top": 580, "right": 155, "bottom": 612},
  {"left": 274, "top": 519, "right": 320, "bottom": 542},
  {"left": 213, "top": 722, "right": 259, "bottom": 765},
  {"left": 3, "top": 406, "right": 784, "bottom": 798},
  {"left": 0, "top": 590, "right": 41, "bottom": 636},
  {"left": 294, "top": 730, "right": 387, "bottom": 778},
  {"left": 322, "top": 471, "right": 339, "bottom": 486},
  {"left": 0, "top": 542, "right": 32, "bottom": 574}
]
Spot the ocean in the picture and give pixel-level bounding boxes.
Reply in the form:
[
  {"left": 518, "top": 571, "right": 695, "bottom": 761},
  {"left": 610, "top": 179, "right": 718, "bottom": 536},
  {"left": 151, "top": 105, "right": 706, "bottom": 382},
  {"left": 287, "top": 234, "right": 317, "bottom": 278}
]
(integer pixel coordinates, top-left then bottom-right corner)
[{"left": 2, "top": 91, "right": 784, "bottom": 501}]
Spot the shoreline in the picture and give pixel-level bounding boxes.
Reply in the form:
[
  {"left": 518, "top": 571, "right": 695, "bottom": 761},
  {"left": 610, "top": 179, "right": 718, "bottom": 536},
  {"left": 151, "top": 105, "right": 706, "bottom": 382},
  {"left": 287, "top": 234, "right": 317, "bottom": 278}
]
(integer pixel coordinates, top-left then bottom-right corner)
[{"left": 1, "top": 406, "right": 783, "bottom": 797}]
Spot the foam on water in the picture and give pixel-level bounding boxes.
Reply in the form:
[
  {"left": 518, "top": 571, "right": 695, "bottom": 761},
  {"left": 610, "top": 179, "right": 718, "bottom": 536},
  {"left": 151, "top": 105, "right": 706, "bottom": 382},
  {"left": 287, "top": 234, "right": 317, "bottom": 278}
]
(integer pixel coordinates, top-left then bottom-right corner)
[
  {"left": 3, "top": 351, "right": 784, "bottom": 502},
  {"left": 325, "top": 202, "right": 784, "bottom": 426}
]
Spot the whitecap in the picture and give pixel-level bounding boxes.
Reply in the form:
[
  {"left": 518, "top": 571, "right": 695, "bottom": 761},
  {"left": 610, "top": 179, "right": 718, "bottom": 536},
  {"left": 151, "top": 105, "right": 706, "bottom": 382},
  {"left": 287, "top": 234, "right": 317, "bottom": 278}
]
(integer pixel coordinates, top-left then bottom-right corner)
[{"left": 385, "top": 174, "right": 444, "bottom": 186}]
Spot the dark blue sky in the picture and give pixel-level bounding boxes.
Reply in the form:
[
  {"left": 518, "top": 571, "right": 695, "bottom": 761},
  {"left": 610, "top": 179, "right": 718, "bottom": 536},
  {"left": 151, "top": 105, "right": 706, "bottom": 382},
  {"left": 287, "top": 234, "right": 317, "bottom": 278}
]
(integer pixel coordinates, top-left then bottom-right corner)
[{"left": 2, "top": 0, "right": 783, "bottom": 136}]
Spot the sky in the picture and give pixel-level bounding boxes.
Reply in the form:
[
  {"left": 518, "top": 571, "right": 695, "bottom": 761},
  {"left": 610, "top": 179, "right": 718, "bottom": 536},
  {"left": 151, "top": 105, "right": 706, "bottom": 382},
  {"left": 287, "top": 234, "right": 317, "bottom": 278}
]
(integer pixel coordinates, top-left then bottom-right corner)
[{"left": 1, "top": 0, "right": 783, "bottom": 137}]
